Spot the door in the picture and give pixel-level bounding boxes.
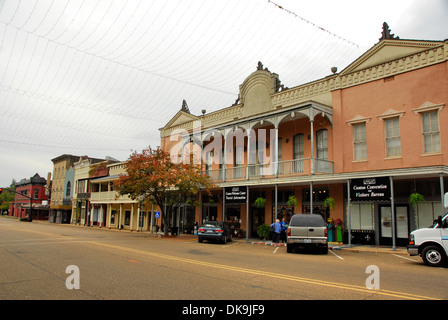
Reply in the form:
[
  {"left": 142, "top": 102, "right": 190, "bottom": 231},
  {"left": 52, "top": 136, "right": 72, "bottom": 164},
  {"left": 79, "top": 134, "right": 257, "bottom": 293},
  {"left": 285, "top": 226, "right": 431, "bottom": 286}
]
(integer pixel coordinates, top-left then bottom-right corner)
[
  {"left": 250, "top": 207, "right": 265, "bottom": 237},
  {"left": 293, "top": 134, "right": 304, "bottom": 173},
  {"left": 379, "top": 205, "right": 409, "bottom": 246}
]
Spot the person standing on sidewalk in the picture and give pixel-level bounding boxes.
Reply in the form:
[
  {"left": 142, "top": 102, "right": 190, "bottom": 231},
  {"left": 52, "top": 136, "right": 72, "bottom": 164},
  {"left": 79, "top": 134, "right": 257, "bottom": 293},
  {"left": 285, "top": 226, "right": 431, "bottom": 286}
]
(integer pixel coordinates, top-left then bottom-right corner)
[
  {"left": 280, "top": 217, "right": 287, "bottom": 243},
  {"left": 270, "top": 219, "right": 281, "bottom": 243}
]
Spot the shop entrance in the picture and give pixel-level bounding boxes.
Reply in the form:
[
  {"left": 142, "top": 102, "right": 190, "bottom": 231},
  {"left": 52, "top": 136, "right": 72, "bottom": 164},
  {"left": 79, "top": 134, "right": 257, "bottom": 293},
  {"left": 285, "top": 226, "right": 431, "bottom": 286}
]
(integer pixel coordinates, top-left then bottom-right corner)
[
  {"left": 379, "top": 205, "right": 410, "bottom": 246},
  {"left": 250, "top": 207, "right": 265, "bottom": 238}
]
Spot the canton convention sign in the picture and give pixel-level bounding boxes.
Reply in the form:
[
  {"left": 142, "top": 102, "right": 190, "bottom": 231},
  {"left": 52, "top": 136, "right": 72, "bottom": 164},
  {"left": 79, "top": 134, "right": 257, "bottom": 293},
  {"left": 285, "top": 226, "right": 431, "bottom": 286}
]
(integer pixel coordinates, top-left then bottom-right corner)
[
  {"left": 350, "top": 177, "right": 390, "bottom": 201},
  {"left": 225, "top": 186, "right": 247, "bottom": 203}
]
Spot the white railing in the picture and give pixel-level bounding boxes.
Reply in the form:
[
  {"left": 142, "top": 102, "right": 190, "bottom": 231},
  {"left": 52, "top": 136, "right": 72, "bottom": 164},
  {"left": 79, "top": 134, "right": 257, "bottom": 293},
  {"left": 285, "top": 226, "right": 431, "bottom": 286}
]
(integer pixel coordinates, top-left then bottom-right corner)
[{"left": 206, "top": 158, "right": 334, "bottom": 182}]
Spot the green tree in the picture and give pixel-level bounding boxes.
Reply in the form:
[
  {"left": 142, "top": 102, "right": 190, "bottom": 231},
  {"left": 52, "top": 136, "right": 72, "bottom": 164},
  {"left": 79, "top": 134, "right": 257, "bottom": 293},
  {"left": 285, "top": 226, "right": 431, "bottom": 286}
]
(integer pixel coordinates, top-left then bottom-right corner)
[
  {"left": 0, "top": 180, "right": 16, "bottom": 213},
  {"left": 114, "top": 146, "right": 213, "bottom": 235}
]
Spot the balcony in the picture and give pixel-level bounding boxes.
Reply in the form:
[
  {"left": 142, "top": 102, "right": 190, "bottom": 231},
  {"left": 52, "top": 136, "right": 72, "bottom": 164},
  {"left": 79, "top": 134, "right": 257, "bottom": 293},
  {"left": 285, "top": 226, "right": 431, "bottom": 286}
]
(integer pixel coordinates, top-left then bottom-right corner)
[
  {"left": 205, "top": 158, "right": 334, "bottom": 183},
  {"left": 90, "top": 190, "right": 133, "bottom": 203}
]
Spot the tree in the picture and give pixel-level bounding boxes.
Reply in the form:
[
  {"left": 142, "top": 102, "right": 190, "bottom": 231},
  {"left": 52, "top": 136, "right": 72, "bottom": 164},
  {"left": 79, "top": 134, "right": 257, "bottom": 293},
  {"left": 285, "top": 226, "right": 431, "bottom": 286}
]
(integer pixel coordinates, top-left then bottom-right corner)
[
  {"left": 0, "top": 180, "right": 16, "bottom": 213},
  {"left": 114, "top": 146, "right": 213, "bottom": 235}
]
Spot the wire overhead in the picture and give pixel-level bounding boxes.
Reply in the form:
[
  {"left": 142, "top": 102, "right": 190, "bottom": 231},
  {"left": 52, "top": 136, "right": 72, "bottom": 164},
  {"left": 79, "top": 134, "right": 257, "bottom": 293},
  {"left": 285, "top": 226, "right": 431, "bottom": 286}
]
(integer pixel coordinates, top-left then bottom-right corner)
[{"left": 0, "top": 0, "right": 370, "bottom": 169}]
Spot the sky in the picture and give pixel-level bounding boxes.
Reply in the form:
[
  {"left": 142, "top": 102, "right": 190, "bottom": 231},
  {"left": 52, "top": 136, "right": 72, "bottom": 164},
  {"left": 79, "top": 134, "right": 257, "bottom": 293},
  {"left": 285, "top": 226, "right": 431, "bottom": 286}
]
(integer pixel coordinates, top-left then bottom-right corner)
[{"left": 0, "top": 0, "right": 447, "bottom": 187}]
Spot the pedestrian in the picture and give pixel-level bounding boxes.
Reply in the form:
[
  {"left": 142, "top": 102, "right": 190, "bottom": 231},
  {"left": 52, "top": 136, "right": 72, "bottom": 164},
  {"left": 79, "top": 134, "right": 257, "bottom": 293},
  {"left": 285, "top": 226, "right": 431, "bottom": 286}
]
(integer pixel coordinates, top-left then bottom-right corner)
[
  {"left": 270, "top": 219, "right": 281, "bottom": 243},
  {"left": 280, "top": 217, "right": 287, "bottom": 243}
]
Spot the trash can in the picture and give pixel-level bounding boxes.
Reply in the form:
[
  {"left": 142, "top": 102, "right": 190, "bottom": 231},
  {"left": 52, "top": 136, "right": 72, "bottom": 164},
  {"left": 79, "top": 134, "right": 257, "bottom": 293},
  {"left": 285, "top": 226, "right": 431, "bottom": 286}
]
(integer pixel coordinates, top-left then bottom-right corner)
[{"left": 171, "top": 227, "right": 178, "bottom": 236}]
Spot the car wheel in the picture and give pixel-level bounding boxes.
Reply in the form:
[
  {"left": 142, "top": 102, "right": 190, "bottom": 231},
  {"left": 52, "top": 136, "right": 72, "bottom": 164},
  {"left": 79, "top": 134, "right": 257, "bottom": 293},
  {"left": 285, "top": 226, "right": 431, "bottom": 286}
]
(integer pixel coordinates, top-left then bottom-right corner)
[
  {"left": 287, "top": 244, "right": 293, "bottom": 253},
  {"left": 198, "top": 238, "right": 203, "bottom": 243},
  {"left": 223, "top": 235, "right": 227, "bottom": 244},
  {"left": 421, "top": 245, "right": 446, "bottom": 267}
]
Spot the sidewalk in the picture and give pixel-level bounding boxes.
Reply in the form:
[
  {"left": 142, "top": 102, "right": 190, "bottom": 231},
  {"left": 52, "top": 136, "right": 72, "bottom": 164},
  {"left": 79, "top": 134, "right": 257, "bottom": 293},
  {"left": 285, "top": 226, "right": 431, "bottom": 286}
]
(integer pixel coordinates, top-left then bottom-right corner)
[
  {"left": 140, "top": 232, "right": 409, "bottom": 255},
  {"left": 249, "top": 238, "right": 408, "bottom": 255},
  {"left": 29, "top": 219, "right": 409, "bottom": 255}
]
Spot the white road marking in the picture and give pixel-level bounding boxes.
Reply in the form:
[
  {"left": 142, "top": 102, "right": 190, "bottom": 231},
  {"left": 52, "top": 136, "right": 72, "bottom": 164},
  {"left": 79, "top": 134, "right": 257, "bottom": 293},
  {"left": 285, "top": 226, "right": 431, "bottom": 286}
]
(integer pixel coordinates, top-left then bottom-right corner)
[
  {"left": 273, "top": 246, "right": 279, "bottom": 254},
  {"left": 223, "top": 242, "right": 239, "bottom": 248},
  {"left": 392, "top": 254, "right": 419, "bottom": 262},
  {"left": 329, "top": 250, "right": 344, "bottom": 260}
]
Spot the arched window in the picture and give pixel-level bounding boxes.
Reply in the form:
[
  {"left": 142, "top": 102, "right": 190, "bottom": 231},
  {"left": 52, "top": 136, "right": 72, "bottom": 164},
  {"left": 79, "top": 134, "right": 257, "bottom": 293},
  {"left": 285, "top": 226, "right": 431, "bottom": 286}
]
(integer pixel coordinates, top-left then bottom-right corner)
[{"left": 66, "top": 181, "right": 71, "bottom": 197}]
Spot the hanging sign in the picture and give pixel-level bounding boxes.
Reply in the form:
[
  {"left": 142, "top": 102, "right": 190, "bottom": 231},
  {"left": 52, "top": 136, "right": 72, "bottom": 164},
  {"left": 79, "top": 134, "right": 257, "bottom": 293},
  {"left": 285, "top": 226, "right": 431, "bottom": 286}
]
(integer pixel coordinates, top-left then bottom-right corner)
[
  {"left": 225, "top": 186, "right": 247, "bottom": 203},
  {"left": 350, "top": 177, "right": 390, "bottom": 201}
]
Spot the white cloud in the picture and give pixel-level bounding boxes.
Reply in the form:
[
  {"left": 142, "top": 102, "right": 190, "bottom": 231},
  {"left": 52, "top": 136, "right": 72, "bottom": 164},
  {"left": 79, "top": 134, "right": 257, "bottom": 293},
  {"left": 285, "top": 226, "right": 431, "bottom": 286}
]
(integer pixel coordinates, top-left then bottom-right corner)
[{"left": 0, "top": 0, "right": 446, "bottom": 186}]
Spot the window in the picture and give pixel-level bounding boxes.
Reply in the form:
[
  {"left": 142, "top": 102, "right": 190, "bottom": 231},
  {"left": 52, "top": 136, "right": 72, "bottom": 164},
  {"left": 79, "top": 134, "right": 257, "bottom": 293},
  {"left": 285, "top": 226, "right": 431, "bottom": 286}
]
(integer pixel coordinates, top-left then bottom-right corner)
[
  {"left": 316, "top": 129, "right": 328, "bottom": 160},
  {"left": 421, "top": 110, "right": 440, "bottom": 153},
  {"left": 385, "top": 117, "right": 401, "bottom": 157},
  {"left": 34, "top": 188, "right": 39, "bottom": 199},
  {"left": 350, "top": 203, "right": 374, "bottom": 230},
  {"left": 353, "top": 123, "right": 367, "bottom": 160},
  {"left": 66, "top": 181, "right": 71, "bottom": 197},
  {"left": 124, "top": 210, "right": 131, "bottom": 226},
  {"left": 293, "top": 134, "right": 304, "bottom": 173}
]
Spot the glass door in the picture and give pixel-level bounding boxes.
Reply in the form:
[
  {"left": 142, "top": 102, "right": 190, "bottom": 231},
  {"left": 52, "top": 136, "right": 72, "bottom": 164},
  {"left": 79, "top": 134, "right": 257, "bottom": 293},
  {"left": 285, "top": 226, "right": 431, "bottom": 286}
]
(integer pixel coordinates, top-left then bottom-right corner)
[{"left": 379, "top": 205, "right": 409, "bottom": 246}]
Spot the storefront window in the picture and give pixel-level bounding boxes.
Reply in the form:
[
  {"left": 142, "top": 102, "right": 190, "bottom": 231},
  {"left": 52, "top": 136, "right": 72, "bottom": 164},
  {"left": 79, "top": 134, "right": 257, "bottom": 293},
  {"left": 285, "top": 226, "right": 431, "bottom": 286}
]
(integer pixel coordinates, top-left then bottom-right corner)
[
  {"left": 349, "top": 203, "right": 374, "bottom": 230},
  {"left": 225, "top": 205, "right": 240, "bottom": 230},
  {"left": 124, "top": 210, "right": 131, "bottom": 226},
  {"left": 416, "top": 201, "right": 443, "bottom": 228}
]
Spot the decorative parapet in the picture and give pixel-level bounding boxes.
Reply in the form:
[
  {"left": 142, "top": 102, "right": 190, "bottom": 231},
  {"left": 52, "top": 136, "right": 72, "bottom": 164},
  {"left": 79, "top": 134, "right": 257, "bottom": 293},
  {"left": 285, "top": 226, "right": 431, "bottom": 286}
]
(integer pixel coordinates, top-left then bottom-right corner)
[
  {"left": 162, "top": 40, "right": 447, "bottom": 135},
  {"left": 161, "top": 105, "right": 243, "bottom": 137},
  {"left": 272, "top": 40, "right": 447, "bottom": 109}
]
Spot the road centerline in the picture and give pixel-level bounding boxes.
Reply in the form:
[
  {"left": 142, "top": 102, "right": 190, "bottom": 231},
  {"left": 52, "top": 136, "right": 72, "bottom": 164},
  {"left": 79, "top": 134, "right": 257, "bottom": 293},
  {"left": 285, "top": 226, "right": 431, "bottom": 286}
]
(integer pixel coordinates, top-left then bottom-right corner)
[{"left": 87, "top": 240, "right": 439, "bottom": 300}]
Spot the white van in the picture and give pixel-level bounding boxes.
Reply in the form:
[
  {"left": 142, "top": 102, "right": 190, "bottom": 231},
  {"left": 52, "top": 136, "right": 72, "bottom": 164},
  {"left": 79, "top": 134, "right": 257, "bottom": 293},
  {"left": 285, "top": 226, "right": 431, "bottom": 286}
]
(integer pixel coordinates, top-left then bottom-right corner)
[{"left": 407, "top": 193, "right": 448, "bottom": 267}]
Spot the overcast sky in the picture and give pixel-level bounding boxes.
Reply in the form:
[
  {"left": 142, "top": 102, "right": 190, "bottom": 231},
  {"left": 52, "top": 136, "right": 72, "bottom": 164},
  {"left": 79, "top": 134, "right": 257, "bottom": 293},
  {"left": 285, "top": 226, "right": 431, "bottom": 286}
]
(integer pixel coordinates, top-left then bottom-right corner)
[{"left": 0, "top": 0, "right": 447, "bottom": 187}]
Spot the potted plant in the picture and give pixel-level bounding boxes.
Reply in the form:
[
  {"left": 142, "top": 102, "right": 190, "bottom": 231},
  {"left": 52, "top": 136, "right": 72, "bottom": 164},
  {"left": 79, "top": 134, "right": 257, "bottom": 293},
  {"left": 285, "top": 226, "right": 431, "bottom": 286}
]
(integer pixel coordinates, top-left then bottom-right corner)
[
  {"left": 257, "top": 223, "right": 271, "bottom": 240},
  {"left": 254, "top": 197, "right": 266, "bottom": 208},
  {"left": 323, "top": 197, "right": 335, "bottom": 210},
  {"left": 287, "top": 195, "right": 298, "bottom": 207},
  {"left": 235, "top": 228, "right": 245, "bottom": 238},
  {"left": 409, "top": 192, "right": 425, "bottom": 210}
]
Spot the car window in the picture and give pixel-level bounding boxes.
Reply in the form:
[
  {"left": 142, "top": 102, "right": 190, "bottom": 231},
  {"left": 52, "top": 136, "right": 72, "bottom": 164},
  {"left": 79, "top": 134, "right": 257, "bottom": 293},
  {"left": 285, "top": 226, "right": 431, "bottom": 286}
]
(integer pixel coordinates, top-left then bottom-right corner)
[
  {"left": 202, "top": 221, "right": 223, "bottom": 227},
  {"left": 289, "top": 215, "right": 308, "bottom": 227},
  {"left": 289, "top": 214, "right": 325, "bottom": 227},
  {"left": 308, "top": 215, "right": 325, "bottom": 227}
]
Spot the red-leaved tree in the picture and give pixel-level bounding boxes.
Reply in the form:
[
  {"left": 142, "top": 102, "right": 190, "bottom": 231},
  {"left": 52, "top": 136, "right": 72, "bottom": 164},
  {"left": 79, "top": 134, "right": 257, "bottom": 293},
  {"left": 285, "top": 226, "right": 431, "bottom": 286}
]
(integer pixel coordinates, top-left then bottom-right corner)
[{"left": 114, "top": 146, "right": 213, "bottom": 235}]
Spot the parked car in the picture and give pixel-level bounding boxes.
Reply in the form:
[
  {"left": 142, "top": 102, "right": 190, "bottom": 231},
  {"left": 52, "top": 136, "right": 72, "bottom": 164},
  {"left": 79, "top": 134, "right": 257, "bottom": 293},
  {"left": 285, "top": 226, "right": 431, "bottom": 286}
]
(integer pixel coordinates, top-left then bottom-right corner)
[
  {"left": 287, "top": 214, "right": 328, "bottom": 254},
  {"left": 198, "top": 221, "right": 233, "bottom": 244},
  {"left": 408, "top": 194, "right": 448, "bottom": 267}
]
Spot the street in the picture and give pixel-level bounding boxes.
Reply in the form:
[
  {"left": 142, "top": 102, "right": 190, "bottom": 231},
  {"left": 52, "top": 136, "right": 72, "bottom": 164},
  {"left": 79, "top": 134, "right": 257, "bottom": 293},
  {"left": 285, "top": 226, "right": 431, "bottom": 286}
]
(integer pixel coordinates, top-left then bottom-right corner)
[{"left": 0, "top": 216, "right": 446, "bottom": 303}]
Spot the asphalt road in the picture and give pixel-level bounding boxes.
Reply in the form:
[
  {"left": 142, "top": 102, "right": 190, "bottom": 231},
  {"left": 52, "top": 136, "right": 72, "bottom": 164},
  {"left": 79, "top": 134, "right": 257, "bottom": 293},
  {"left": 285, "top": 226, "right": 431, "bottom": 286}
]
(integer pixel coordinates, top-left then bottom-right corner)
[{"left": 1, "top": 216, "right": 446, "bottom": 303}]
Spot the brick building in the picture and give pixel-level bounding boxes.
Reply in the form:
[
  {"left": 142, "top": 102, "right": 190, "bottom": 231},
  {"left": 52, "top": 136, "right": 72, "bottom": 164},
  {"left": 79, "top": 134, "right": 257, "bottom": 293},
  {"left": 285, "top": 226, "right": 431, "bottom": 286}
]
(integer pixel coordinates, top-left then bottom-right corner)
[{"left": 160, "top": 24, "right": 448, "bottom": 246}]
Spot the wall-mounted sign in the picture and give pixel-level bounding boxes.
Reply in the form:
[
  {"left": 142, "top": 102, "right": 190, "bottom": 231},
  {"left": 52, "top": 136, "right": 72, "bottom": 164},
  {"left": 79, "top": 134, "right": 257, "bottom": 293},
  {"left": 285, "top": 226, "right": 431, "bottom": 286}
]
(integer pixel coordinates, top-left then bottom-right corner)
[
  {"left": 350, "top": 177, "right": 390, "bottom": 201},
  {"left": 225, "top": 186, "right": 247, "bottom": 203}
]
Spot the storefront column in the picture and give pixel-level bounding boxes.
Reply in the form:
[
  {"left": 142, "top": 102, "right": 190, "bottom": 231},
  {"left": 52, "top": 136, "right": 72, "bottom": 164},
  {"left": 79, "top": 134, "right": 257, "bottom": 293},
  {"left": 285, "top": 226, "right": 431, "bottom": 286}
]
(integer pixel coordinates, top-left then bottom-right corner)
[
  {"left": 130, "top": 203, "right": 134, "bottom": 231},
  {"left": 274, "top": 184, "right": 278, "bottom": 220},
  {"left": 150, "top": 203, "right": 154, "bottom": 233},
  {"left": 310, "top": 116, "right": 315, "bottom": 175},
  {"left": 246, "top": 185, "right": 249, "bottom": 242},
  {"left": 222, "top": 188, "right": 225, "bottom": 221},
  {"left": 440, "top": 173, "right": 445, "bottom": 206},
  {"left": 390, "top": 176, "right": 396, "bottom": 251},
  {"left": 119, "top": 204, "right": 123, "bottom": 230},
  {"left": 310, "top": 181, "right": 313, "bottom": 214},
  {"left": 347, "top": 179, "right": 351, "bottom": 246}
]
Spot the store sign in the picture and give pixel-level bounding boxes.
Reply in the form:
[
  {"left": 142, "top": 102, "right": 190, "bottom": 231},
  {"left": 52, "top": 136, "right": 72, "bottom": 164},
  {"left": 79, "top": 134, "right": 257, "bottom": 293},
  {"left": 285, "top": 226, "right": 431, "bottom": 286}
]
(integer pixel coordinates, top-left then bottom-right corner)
[
  {"left": 350, "top": 177, "right": 390, "bottom": 201},
  {"left": 225, "top": 186, "right": 247, "bottom": 203}
]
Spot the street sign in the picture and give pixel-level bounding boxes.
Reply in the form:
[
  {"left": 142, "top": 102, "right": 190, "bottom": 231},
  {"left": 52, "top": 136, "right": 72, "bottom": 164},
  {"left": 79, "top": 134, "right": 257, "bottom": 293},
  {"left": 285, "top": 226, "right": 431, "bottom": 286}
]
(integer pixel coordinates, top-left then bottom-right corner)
[
  {"left": 350, "top": 177, "right": 390, "bottom": 201},
  {"left": 225, "top": 186, "right": 247, "bottom": 203},
  {"left": 154, "top": 211, "right": 161, "bottom": 219}
]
